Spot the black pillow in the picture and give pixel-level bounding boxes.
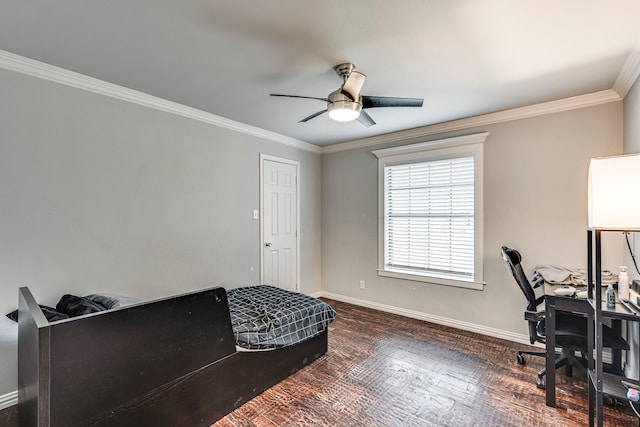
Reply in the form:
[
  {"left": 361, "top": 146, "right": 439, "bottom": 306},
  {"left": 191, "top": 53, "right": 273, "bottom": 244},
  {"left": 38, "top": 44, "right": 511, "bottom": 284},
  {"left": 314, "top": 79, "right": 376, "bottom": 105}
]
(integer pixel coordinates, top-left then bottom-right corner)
[
  {"left": 6, "top": 305, "right": 69, "bottom": 323},
  {"left": 56, "top": 294, "right": 107, "bottom": 317}
]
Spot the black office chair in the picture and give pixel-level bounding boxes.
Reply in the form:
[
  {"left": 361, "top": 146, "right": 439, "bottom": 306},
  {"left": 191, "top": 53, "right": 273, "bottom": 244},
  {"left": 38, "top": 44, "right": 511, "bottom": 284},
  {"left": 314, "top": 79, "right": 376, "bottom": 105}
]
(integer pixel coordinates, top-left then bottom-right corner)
[{"left": 501, "top": 246, "right": 629, "bottom": 389}]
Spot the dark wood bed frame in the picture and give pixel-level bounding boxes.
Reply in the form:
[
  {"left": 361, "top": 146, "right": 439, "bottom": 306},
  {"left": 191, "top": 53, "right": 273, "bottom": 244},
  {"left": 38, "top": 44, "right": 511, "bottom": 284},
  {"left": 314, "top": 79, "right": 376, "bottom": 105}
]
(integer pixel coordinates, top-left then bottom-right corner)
[{"left": 17, "top": 286, "right": 328, "bottom": 427}]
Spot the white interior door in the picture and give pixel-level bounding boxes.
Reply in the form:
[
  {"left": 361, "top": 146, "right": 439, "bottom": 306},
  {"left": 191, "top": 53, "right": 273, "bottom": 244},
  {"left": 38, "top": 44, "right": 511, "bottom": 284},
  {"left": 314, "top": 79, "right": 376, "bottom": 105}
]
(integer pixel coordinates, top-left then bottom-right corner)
[{"left": 261, "top": 156, "right": 299, "bottom": 290}]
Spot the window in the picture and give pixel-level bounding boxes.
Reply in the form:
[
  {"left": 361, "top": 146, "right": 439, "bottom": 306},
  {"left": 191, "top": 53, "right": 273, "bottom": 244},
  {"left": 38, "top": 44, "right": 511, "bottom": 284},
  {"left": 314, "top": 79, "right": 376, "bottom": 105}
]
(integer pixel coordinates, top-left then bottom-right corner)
[{"left": 373, "top": 132, "right": 487, "bottom": 290}]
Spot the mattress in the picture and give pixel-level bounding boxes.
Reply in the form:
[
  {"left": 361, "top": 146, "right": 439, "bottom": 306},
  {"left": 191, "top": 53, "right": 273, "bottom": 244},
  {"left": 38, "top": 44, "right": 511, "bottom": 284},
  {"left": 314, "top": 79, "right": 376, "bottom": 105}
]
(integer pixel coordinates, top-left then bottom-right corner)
[{"left": 227, "top": 285, "right": 336, "bottom": 350}]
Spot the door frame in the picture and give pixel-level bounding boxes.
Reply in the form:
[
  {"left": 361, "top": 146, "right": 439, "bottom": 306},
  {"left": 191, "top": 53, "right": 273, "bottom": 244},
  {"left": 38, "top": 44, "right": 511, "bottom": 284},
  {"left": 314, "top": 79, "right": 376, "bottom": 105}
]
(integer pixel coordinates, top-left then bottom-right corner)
[{"left": 259, "top": 153, "right": 301, "bottom": 290}]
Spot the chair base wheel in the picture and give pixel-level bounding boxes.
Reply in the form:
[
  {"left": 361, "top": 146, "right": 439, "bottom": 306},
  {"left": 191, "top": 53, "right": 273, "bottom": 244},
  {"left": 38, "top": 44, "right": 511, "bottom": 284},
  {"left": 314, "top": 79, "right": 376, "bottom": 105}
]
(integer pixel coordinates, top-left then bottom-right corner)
[
  {"left": 536, "top": 376, "right": 545, "bottom": 389},
  {"left": 517, "top": 354, "right": 526, "bottom": 365}
]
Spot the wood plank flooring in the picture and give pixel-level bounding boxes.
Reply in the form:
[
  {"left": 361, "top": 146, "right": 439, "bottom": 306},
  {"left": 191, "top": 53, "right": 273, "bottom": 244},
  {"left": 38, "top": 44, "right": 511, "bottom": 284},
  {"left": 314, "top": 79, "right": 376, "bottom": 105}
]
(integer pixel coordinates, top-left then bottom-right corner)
[{"left": 214, "top": 299, "right": 637, "bottom": 427}]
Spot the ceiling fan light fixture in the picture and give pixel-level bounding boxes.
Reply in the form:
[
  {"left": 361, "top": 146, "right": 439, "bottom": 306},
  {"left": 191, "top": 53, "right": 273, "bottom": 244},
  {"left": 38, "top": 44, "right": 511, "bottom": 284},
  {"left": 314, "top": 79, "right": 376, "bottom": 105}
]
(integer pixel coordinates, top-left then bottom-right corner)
[
  {"left": 271, "top": 62, "right": 423, "bottom": 126},
  {"left": 327, "top": 100, "right": 362, "bottom": 122}
]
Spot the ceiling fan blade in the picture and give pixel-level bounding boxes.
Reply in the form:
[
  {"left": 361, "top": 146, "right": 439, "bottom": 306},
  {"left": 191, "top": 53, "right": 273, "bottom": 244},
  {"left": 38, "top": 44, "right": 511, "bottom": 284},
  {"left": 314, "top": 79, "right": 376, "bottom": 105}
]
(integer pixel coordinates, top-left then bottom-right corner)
[
  {"left": 357, "top": 111, "right": 376, "bottom": 128},
  {"left": 342, "top": 71, "right": 366, "bottom": 100},
  {"left": 361, "top": 96, "right": 423, "bottom": 109},
  {"left": 271, "top": 94, "right": 329, "bottom": 102},
  {"left": 299, "top": 109, "right": 328, "bottom": 123}
]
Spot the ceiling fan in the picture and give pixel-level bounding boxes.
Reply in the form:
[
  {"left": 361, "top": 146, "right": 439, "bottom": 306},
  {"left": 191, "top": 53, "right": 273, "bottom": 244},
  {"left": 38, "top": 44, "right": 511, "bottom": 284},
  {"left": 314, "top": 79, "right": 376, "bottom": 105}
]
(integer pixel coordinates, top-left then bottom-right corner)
[{"left": 270, "top": 63, "right": 423, "bottom": 127}]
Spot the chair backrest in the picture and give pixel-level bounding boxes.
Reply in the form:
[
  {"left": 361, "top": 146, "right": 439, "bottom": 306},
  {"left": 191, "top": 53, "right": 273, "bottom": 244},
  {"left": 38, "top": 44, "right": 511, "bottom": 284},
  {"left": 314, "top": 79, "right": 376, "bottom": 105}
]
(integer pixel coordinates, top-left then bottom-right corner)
[{"left": 501, "top": 246, "right": 541, "bottom": 344}]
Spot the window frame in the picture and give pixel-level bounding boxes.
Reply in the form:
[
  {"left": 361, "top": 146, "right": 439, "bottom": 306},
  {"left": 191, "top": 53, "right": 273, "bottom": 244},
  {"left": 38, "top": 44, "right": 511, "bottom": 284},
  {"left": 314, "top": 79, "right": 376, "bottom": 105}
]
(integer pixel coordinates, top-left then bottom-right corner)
[{"left": 372, "top": 132, "right": 487, "bottom": 290}]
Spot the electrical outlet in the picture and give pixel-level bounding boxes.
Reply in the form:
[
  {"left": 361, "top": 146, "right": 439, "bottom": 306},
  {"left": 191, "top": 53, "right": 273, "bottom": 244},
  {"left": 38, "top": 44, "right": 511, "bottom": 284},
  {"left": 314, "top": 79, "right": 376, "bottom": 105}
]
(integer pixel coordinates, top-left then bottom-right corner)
[
  {"left": 359, "top": 280, "right": 366, "bottom": 289},
  {"left": 253, "top": 209, "right": 259, "bottom": 220}
]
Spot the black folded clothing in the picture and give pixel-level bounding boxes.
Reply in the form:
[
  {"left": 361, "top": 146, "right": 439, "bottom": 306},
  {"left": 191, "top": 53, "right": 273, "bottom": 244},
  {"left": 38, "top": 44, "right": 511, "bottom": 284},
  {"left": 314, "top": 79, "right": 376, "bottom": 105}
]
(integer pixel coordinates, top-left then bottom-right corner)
[
  {"left": 86, "top": 294, "right": 120, "bottom": 310},
  {"left": 56, "top": 294, "right": 108, "bottom": 317},
  {"left": 6, "top": 293, "right": 120, "bottom": 323},
  {"left": 6, "top": 305, "right": 69, "bottom": 323}
]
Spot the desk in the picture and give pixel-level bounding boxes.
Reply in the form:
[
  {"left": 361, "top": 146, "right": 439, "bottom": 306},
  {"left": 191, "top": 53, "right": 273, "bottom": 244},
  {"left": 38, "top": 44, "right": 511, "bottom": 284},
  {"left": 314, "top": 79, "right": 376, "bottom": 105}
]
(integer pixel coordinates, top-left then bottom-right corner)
[{"left": 544, "top": 284, "right": 625, "bottom": 407}]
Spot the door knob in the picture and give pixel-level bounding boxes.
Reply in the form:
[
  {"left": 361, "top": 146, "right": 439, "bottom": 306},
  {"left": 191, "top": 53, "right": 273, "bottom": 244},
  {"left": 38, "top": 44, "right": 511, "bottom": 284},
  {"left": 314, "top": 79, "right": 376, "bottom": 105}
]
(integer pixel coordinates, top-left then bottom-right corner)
[{"left": 265, "top": 242, "right": 272, "bottom": 247}]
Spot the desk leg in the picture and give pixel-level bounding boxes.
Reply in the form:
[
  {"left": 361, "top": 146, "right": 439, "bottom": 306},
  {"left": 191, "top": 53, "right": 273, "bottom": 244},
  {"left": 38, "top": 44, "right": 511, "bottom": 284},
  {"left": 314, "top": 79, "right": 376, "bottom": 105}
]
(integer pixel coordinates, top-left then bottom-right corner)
[
  {"left": 546, "top": 298, "right": 556, "bottom": 407},
  {"left": 588, "top": 301, "right": 595, "bottom": 427}
]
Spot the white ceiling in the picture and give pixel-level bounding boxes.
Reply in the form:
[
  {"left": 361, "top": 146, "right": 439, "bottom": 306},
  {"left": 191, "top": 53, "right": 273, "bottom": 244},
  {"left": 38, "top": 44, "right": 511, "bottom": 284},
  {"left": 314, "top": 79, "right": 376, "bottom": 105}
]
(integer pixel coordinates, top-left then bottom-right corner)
[{"left": 1, "top": 0, "right": 640, "bottom": 147}]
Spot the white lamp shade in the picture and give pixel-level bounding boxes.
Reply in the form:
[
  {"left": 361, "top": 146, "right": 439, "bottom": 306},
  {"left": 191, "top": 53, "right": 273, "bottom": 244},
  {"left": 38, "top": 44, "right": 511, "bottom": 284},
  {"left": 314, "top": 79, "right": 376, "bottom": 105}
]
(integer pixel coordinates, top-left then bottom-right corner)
[{"left": 588, "top": 153, "right": 640, "bottom": 230}]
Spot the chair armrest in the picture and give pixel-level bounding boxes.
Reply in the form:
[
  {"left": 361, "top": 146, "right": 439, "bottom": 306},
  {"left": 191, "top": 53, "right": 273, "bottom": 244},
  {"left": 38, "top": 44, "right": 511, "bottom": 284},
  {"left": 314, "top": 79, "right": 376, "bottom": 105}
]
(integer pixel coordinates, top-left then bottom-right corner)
[
  {"left": 532, "top": 274, "right": 545, "bottom": 289},
  {"left": 524, "top": 310, "right": 545, "bottom": 322}
]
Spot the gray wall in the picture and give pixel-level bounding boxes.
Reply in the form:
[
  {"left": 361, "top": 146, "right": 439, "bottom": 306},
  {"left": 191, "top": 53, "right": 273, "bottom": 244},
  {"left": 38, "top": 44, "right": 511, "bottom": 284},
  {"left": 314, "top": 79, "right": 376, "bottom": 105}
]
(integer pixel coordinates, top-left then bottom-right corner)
[
  {"left": 625, "top": 78, "right": 640, "bottom": 154},
  {"left": 0, "top": 67, "right": 322, "bottom": 393},
  {"left": 321, "top": 102, "right": 623, "bottom": 338}
]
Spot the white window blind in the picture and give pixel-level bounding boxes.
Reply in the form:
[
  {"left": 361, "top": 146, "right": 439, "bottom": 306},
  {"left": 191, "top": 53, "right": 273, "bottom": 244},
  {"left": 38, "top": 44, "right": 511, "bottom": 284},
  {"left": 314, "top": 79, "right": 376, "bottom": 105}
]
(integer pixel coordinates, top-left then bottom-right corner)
[{"left": 384, "top": 156, "right": 475, "bottom": 280}]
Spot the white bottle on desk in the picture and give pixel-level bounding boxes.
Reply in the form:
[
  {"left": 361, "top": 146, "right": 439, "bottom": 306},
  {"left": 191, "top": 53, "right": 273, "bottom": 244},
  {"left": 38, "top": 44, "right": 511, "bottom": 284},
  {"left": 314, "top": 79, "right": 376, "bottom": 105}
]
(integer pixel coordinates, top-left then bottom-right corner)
[{"left": 618, "top": 266, "right": 630, "bottom": 302}]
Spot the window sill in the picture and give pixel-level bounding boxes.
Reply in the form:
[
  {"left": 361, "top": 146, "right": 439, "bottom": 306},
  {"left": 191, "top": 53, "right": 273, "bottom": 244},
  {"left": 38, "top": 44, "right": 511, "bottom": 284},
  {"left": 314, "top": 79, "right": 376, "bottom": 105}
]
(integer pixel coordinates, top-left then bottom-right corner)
[{"left": 377, "top": 269, "right": 484, "bottom": 290}]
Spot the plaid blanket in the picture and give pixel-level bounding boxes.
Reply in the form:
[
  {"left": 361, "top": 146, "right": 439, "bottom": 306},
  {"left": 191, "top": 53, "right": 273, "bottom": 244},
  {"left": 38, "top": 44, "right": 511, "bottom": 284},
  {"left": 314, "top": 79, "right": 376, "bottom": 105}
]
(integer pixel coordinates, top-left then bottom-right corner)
[{"left": 227, "top": 285, "right": 336, "bottom": 350}]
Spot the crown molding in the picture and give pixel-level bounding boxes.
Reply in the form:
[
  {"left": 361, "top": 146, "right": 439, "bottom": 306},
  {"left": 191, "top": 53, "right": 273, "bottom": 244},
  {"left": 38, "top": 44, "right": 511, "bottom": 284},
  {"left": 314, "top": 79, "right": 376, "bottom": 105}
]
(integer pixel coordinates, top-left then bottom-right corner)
[
  {"left": 613, "top": 40, "right": 640, "bottom": 98},
  {"left": 0, "top": 49, "right": 321, "bottom": 155},
  {"left": 321, "top": 89, "right": 621, "bottom": 154}
]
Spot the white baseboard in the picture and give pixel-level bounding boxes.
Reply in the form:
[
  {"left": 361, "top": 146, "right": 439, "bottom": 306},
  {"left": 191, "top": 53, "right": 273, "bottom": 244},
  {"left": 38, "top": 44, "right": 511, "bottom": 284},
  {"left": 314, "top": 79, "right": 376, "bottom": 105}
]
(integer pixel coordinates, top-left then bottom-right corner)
[
  {"left": 317, "top": 291, "right": 534, "bottom": 346},
  {"left": 0, "top": 390, "right": 17, "bottom": 411}
]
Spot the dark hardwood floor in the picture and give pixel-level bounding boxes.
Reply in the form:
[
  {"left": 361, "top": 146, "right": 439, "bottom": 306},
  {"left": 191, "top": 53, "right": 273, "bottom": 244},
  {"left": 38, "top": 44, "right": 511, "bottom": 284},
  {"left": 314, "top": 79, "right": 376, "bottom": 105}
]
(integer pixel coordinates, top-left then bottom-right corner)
[{"left": 214, "top": 299, "right": 637, "bottom": 427}]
